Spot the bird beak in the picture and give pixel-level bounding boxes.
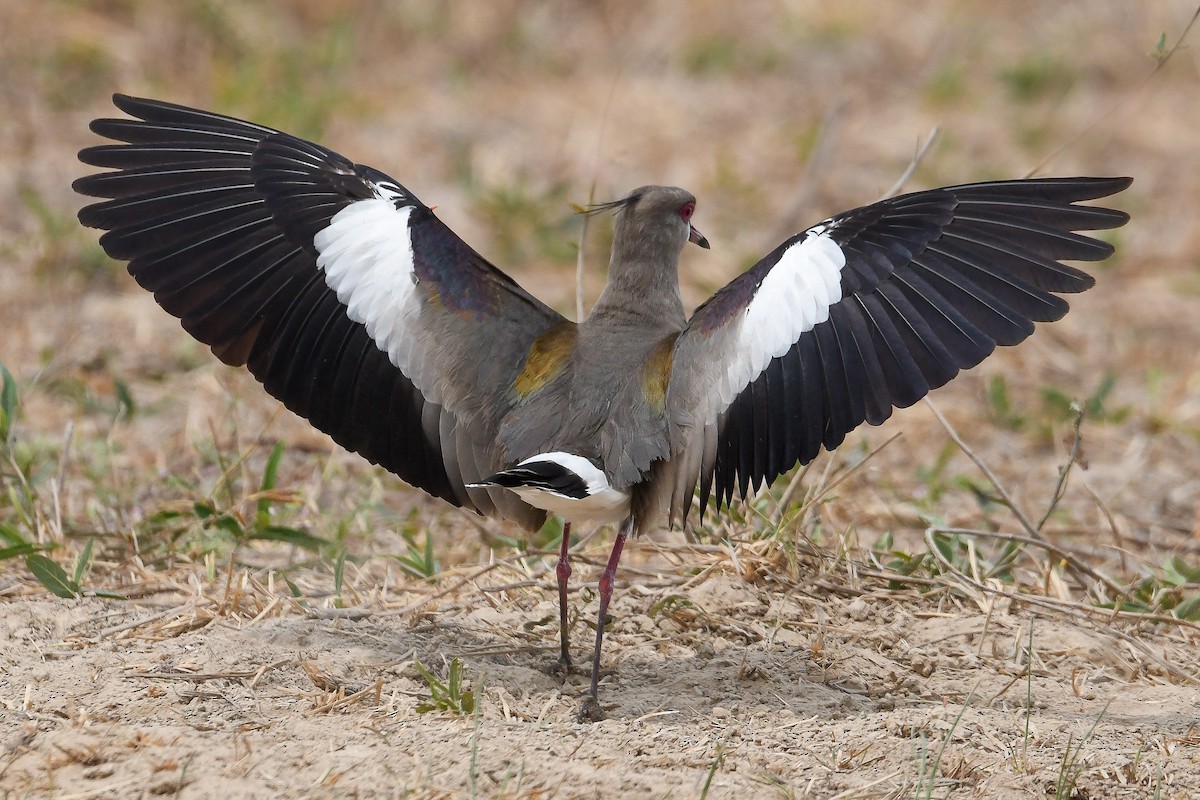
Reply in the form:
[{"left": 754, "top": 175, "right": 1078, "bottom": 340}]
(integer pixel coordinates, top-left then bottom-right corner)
[{"left": 689, "top": 224, "right": 711, "bottom": 249}]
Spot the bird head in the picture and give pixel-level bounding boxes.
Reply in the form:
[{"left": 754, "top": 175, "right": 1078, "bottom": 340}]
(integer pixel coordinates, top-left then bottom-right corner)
[{"left": 591, "top": 185, "right": 710, "bottom": 257}]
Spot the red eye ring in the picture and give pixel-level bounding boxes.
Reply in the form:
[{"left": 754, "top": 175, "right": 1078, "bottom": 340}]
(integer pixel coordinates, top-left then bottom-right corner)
[{"left": 680, "top": 201, "right": 695, "bottom": 222}]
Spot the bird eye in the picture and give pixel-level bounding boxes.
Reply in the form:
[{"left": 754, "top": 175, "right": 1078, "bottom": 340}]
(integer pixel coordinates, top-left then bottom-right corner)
[{"left": 680, "top": 202, "right": 695, "bottom": 221}]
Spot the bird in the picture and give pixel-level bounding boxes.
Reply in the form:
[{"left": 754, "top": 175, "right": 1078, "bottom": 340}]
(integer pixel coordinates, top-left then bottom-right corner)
[{"left": 74, "top": 94, "right": 1131, "bottom": 721}]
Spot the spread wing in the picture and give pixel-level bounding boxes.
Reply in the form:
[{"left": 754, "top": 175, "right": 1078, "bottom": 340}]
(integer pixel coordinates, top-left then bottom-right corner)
[
  {"left": 74, "top": 94, "right": 566, "bottom": 530},
  {"left": 665, "top": 177, "right": 1131, "bottom": 524}
]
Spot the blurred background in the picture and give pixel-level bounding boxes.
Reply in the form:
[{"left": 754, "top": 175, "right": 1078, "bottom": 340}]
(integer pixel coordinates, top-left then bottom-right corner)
[
  {"left": 1, "top": 1, "right": 1198, "bottom": 565},
  {"left": 4, "top": 6, "right": 1200, "bottom": 795}
]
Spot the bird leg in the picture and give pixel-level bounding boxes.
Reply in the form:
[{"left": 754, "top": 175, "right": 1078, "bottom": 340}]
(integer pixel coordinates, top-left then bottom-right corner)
[
  {"left": 551, "top": 521, "right": 573, "bottom": 675},
  {"left": 577, "top": 516, "right": 633, "bottom": 722}
]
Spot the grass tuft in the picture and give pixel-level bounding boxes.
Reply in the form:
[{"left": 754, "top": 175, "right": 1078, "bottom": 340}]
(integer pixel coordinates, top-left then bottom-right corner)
[{"left": 413, "top": 658, "right": 476, "bottom": 716}]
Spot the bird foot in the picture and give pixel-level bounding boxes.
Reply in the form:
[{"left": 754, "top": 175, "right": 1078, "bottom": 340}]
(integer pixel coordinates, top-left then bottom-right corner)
[
  {"left": 544, "top": 657, "right": 586, "bottom": 681},
  {"left": 576, "top": 695, "right": 606, "bottom": 723}
]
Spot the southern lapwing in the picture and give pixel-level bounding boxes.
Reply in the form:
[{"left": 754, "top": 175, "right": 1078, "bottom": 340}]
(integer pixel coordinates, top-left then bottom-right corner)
[{"left": 74, "top": 94, "right": 1130, "bottom": 720}]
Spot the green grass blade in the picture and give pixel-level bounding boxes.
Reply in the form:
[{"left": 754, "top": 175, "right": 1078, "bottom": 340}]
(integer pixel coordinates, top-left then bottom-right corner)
[
  {"left": 0, "top": 362, "right": 18, "bottom": 442},
  {"left": 256, "top": 441, "right": 286, "bottom": 529},
  {"left": 114, "top": 378, "right": 136, "bottom": 418},
  {"left": 72, "top": 537, "right": 95, "bottom": 585},
  {"left": 0, "top": 523, "right": 29, "bottom": 547},
  {"left": 283, "top": 575, "right": 311, "bottom": 611},
  {"left": 698, "top": 742, "right": 725, "bottom": 800},
  {"left": 26, "top": 554, "right": 81, "bottom": 598},
  {"left": 1172, "top": 593, "right": 1200, "bottom": 621},
  {"left": 333, "top": 547, "right": 348, "bottom": 597},
  {"left": 0, "top": 542, "right": 41, "bottom": 560},
  {"left": 249, "top": 526, "right": 329, "bottom": 552}
]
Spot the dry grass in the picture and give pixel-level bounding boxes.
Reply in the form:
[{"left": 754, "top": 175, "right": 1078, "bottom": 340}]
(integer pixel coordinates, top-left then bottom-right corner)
[{"left": 4, "top": 2, "right": 1200, "bottom": 798}]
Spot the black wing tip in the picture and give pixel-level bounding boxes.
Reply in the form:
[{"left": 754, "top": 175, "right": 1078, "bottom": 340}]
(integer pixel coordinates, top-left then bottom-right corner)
[
  {"left": 949, "top": 175, "right": 1134, "bottom": 207},
  {"left": 110, "top": 92, "right": 195, "bottom": 119},
  {"left": 1078, "top": 175, "right": 1133, "bottom": 196},
  {"left": 1053, "top": 176, "right": 1134, "bottom": 220},
  {"left": 87, "top": 93, "right": 199, "bottom": 128},
  {"left": 962, "top": 175, "right": 1132, "bottom": 191},
  {"left": 75, "top": 143, "right": 123, "bottom": 172},
  {"left": 111, "top": 92, "right": 140, "bottom": 112},
  {"left": 1084, "top": 208, "right": 1130, "bottom": 233},
  {"left": 100, "top": 93, "right": 169, "bottom": 122},
  {"left": 1043, "top": 175, "right": 1132, "bottom": 192},
  {"left": 70, "top": 174, "right": 94, "bottom": 196}
]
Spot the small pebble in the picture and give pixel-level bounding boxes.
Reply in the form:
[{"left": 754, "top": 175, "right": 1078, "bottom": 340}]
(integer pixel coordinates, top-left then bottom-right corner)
[
  {"left": 846, "top": 598, "right": 870, "bottom": 620},
  {"left": 840, "top": 675, "right": 868, "bottom": 693},
  {"left": 910, "top": 653, "right": 937, "bottom": 677}
]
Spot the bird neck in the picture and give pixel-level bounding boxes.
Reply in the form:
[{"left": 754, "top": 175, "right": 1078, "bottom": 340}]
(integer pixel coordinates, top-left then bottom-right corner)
[{"left": 587, "top": 231, "right": 687, "bottom": 330}]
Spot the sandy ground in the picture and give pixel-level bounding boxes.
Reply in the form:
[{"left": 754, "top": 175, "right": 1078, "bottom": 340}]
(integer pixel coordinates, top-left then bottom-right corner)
[
  {"left": 4, "top": 572, "right": 1199, "bottom": 798},
  {"left": 4, "top": 2, "right": 1200, "bottom": 798}
]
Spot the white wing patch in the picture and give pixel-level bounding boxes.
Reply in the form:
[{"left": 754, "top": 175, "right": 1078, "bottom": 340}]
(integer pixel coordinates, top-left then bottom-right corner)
[
  {"left": 313, "top": 194, "right": 429, "bottom": 395},
  {"left": 715, "top": 227, "right": 847, "bottom": 407}
]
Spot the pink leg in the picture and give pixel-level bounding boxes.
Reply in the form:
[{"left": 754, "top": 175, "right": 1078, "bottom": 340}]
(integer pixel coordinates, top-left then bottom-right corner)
[
  {"left": 578, "top": 516, "right": 634, "bottom": 722},
  {"left": 555, "top": 521, "right": 573, "bottom": 670}
]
